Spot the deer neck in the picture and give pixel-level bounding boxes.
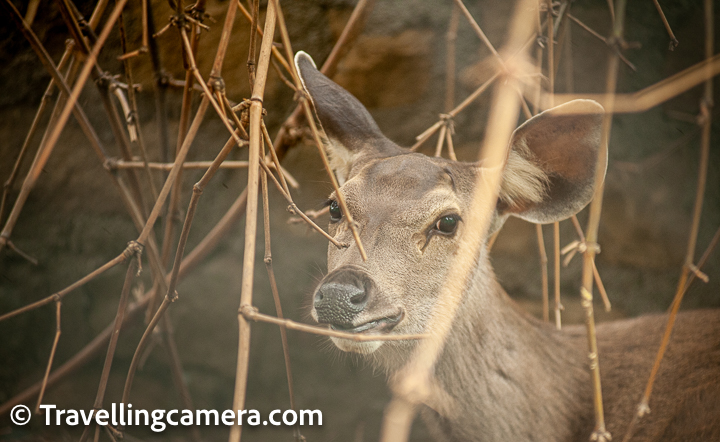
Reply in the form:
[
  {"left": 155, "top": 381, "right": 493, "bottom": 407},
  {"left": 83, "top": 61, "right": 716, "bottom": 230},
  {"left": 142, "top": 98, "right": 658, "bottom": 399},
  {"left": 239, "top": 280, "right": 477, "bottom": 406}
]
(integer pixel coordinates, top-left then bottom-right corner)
[{"left": 422, "top": 252, "right": 593, "bottom": 441}]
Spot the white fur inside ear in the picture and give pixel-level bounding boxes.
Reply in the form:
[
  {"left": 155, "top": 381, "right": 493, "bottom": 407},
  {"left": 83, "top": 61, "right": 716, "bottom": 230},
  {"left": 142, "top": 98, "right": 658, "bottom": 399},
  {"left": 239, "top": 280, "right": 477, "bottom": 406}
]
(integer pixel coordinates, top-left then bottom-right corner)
[
  {"left": 499, "top": 143, "right": 549, "bottom": 208},
  {"left": 326, "top": 138, "right": 358, "bottom": 185}
]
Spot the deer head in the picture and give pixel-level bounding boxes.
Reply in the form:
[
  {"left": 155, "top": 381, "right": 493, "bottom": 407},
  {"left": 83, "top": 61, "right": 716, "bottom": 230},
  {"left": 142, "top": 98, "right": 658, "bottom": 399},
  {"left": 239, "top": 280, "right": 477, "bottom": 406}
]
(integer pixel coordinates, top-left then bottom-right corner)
[{"left": 296, "top": 52, "right": 606, "bottom": 360}]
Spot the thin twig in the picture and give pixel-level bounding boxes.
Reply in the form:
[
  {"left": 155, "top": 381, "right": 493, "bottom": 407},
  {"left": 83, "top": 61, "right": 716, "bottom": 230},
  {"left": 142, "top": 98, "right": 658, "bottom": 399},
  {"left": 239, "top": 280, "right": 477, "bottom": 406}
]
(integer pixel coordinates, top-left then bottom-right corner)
[
  {"left": 445, "top": 3, "right": 460, "bottom": 115},
  {"left": 241, "top": 307, "right": 428, "bottom": 342},
  {"left": 118, "top": 11, "right": 158, "bottom": 202},
  {"left": 453, "top": 0, "right": 501, "bottom": 63},
  {"left": 34, "top": 300, "right": 61, "bottom": 413},
  {"left": 536, "top": 224, "right": 550, "bottom": 323},
  {"left": 145, "top": 0, "right": 170, "bottom": 164},
  {"left": 652, "top": 0, "right": 679, "bottom": 50},
  {"left": 121, "top": 294, "right": 176, "bottom": 410},
  {"left": 566, "top": 14, "right": 636, "bottom": 71},
  {"left": 411, "top": 73, "right": 498, "bottom": 151},
  {"left": 109, "top": 160, "right": 253, "bottom": 170},
  {"left": 246, "top": 0, "right": 259, "bottom": 87},
  {"left": 0, "top": 245, "right": 137, "bottom": 322},
  {"left": 237, "top": 1, "right": 294, "bottom": 77}
]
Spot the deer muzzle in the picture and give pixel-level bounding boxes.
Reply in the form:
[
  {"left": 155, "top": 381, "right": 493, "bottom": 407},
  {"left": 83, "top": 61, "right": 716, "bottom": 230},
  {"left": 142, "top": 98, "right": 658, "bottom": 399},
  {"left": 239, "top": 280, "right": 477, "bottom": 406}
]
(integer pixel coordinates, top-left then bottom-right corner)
[{"left": 312, "top": 266, "right": 401, "bottom": 335}]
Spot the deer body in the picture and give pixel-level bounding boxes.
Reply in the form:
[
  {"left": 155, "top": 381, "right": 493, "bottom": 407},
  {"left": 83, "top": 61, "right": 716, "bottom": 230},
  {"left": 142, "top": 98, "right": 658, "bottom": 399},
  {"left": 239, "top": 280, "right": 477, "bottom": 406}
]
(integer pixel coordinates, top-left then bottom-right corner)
[{"left": 294, "top": 51, "right": 720, "bottom": 441}]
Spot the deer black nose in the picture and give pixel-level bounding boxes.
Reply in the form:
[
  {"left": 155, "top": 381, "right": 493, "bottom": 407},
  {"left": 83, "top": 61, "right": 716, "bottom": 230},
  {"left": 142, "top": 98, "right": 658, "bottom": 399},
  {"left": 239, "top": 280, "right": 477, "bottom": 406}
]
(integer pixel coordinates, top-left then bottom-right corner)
[{"left": 314, "top": 282, "right": 368, "bottom": 326}]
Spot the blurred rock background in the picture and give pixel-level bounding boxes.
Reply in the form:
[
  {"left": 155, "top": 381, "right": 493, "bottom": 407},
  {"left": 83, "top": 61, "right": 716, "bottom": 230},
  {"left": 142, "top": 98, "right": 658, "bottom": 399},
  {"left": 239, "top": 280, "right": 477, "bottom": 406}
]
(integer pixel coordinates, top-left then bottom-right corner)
[{"left": 0, "top": 0, "right": 718, "bottom": 440}]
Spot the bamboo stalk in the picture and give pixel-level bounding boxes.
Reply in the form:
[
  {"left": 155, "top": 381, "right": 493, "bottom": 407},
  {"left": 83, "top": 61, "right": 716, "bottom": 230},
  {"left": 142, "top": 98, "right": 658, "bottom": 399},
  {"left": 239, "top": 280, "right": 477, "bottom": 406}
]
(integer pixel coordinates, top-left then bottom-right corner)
[
  {"left": 229, "top": 1, "right": 277, "bottom": 439},
  {"left": 577, "top": 0, "right": 629, "bottom": 438}
]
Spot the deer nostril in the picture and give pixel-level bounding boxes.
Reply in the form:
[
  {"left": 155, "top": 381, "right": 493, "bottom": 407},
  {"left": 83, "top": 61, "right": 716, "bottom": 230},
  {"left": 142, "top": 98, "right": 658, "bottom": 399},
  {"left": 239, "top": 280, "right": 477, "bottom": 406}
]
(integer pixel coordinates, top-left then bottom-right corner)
[{"left": 350, "top": 291, "right": 367, "bottom": 305}]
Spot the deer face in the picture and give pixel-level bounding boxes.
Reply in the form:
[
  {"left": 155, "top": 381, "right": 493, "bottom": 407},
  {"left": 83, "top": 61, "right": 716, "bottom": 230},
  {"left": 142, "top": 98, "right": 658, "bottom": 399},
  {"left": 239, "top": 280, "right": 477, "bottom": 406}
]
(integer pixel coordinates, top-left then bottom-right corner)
[{"left": 295, "top": 52, "right": 606, "bottom": 356}]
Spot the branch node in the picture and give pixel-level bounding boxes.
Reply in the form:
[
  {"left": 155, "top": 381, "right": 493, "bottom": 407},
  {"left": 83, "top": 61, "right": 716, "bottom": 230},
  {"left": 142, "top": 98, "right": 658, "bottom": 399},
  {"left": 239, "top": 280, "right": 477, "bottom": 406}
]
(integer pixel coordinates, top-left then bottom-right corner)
[
  {"left": 208, "top": 76, "right": 226, "bottom": 94},
  {"left": 561, "top": 240, "right": 600, "bottom": 266},
  {"left": 685, "top": 262, "right": 709, "bottom": 283},
  {"left": 589, "top": 427, "right": 611, "bottom": 442},
  {"left": 125, "top": 241, "right": 144, "bottom": 275},
  {"left": 5, "top": 240, "right": 39, "bottom": 265},
  {"left": 239, "top": 304, "right": 258, "bottom": 319},
  {"left": 698, "top": 98, "right": 714, "bottom": 125},
  {"left": 104, "top": 157, "right": 119, "bottom": 172},
  {"left": 637, "top": 400, "right": 651, "bottom": 417},
  {"left": 294, "top": 89, "right": 310, "bottom": 104},
  {"left": 439, "top": 113, "right": 455, "bottom": 134}
]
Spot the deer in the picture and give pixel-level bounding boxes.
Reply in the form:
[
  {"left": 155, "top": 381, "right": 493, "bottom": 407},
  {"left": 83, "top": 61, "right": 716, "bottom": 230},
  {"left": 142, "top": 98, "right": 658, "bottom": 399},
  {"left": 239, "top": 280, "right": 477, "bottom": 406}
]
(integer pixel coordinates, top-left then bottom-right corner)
[{"left": 294, "top": 51, "right": 720, "bottom": 442}]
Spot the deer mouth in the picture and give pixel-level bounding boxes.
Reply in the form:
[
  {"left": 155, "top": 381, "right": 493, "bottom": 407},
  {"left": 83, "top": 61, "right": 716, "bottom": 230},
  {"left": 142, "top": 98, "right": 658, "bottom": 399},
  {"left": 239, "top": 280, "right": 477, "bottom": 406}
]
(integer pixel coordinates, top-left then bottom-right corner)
[{"left": 329, "top": 311, "right": 403, "bottom": 334}]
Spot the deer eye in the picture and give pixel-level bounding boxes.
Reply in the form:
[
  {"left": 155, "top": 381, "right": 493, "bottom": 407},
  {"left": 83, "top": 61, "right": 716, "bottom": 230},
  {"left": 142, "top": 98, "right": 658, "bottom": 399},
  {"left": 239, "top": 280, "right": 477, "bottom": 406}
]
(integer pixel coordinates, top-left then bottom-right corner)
[
  {"left": 434, "top": 214, "right": 460, "bottom": 235},
  {"left": 329, "top": 200, "right": 342, "bottom": 222}
]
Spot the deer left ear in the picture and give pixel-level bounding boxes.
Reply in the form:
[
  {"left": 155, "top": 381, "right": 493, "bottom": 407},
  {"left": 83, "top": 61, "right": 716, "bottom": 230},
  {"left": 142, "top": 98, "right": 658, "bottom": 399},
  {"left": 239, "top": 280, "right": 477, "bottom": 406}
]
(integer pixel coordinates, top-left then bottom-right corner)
[
  {"left": 496, "top": 99, "right": 606, "bottom": 225},
  {"left": 295, "top": 51, "right": 402, "bottom": 184}
]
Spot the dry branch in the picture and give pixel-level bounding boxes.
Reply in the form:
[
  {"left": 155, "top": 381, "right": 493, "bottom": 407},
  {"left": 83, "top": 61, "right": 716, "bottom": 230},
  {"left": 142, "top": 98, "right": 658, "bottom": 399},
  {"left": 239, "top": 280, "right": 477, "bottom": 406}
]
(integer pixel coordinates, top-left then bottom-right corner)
[
  {"left": 529, "top": 53, "right": 720, "bottom": 113},
  {"left": 241, "top": 307, "right": 428, "bottom": 342},
  {"left": 576, "top": 0, "right": 630, "bottom": 438}
]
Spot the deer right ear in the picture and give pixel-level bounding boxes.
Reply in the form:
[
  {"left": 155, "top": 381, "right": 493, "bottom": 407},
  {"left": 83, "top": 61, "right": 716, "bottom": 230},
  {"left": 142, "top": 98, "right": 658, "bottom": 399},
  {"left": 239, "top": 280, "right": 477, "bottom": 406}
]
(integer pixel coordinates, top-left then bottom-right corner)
[
  {"left": 494, "top": 100, "right": 606, "bottom": 227},
  {"left": 295, "top": 52, "right": 401, "bottom": 183}
]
